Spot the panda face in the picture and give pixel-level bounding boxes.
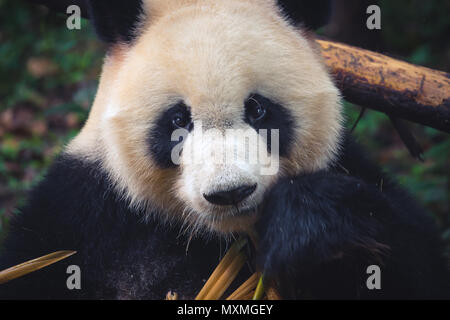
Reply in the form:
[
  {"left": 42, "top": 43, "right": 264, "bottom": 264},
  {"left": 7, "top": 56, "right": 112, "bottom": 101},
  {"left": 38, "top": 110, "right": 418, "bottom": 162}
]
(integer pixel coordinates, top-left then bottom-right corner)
[{"left": 68, "top": 0, "right": 342, "bottom": 235}]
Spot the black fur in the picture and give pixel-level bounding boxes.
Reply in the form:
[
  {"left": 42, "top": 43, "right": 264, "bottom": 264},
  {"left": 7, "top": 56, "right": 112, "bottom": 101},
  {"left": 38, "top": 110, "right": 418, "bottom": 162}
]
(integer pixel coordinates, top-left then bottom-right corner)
[
  {"left": 85, "top": 0, "right": 332, "bottom": 44},
  {"left": 277, "top": 0, "right": 332, "bottom": 29},
  {"left": 8, "top": 0, "right": 446, "bottom": 301},
  {"left": 86, "top": 0, "right": 144, "bottom": 44},
  {"left": 148, "top": 102, "right": 193, "bottom": 168},
  {"left": 26, "top": 0, "right": 332, "bottom": 45},
  {"left": 149, "top": 94, "right": 294, "bottom": 168},
  {"left": 0, "top": 156, "right": 237, "bottom": 299},
  {"left": 0, "top": 133, "right": 448, "bottom": 299},
  {"left": 256, "top": 134, "right": 449, "bottom": 299},
  {"left": 244, "top": 94, "right": 295, "bottom": 157}
]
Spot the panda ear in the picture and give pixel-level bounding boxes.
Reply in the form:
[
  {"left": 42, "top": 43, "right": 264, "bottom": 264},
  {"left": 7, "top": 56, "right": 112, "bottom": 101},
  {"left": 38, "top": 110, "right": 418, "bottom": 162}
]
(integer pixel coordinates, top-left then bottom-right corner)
[
  {"left": 276, "top": 0, "right": 332, "bottom": 29},
  {"left": 85, "top": 0, "right": 145, "bottom": 44}
]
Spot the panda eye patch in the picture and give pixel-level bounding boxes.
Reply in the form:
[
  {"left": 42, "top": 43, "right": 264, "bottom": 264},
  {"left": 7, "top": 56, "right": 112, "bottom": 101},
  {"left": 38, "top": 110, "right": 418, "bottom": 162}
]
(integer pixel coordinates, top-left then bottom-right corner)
[
  {"left": 148, "top": 101, "right": 192, "bottom": 168},
  {"left": 245, "top": 96, "right": 266, "bottom": 124},
  {"left": 243, "top": 93, "right": 295, "bottom": 157}
]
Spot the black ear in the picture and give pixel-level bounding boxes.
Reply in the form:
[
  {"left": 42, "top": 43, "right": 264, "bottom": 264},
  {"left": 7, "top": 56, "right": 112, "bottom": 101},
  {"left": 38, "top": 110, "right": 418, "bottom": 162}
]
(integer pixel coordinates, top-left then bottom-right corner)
[
  {"left": 24, "top": 0, "right": 144, "bottom": 44},
  {"left": 86, "top": 0, "right": 144, "bottom": 44},
  {"left": 277, "top": 0, "right": 332, "bottom": 29}
]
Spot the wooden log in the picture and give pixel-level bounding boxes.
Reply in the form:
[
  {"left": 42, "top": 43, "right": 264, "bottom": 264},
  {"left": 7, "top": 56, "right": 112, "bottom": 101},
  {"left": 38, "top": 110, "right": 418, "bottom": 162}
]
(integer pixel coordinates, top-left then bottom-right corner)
[{"left": 317, "top": 40, "right": 450, "bottom": 133}]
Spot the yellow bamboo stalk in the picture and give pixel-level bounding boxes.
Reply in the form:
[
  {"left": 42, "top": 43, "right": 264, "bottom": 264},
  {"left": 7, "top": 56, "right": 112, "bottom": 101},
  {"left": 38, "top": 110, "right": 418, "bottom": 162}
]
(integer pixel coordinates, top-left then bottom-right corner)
[
  {"left": 195, "top": 238, "right": 247, "bottom": 300},
  {"left": 252, "top": 275, "right": 265, "bottom": 300},
  {"left": 226, "top": 272, "right": 260, "bottom": 300},
  {"left": 0, "top": 250, "right": 77, "bottom": 284},
  {"left": 203, "top": 251, "right": 246, "bottom": 300},
  {"left": 240, "top": 290, "right": 256, "bottom": 300}
]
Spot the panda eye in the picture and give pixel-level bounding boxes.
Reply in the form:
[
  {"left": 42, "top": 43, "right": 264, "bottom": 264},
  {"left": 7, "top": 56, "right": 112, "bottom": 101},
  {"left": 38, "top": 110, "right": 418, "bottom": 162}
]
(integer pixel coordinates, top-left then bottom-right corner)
[
  {"left": 172, "top": 115, "right": 189, "bottom": 129},
  {"left": 172, "top": 103, "right": 192, "bottom": 130},
  {"left": 245, "top": 96, "right": 266, "bottom": 123}
]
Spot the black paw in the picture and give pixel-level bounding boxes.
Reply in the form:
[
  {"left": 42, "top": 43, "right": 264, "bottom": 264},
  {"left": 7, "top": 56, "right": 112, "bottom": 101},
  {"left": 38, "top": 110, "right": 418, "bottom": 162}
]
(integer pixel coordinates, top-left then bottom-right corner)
[{"left": 255, "top": 172, "right": 390, "bottom": 298}]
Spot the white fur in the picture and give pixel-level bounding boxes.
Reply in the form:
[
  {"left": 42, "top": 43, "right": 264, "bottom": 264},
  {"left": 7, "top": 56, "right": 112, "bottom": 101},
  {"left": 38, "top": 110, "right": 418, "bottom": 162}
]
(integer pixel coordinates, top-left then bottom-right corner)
[{"left": 66, "top": 0, "right": 343, "bottom": 235}]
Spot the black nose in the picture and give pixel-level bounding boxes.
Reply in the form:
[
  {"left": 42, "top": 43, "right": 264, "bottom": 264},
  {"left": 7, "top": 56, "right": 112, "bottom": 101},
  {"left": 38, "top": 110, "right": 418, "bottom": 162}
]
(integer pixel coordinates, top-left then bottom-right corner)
[{"left": 203, "top": 184, "right": 257, "bottom": 206}]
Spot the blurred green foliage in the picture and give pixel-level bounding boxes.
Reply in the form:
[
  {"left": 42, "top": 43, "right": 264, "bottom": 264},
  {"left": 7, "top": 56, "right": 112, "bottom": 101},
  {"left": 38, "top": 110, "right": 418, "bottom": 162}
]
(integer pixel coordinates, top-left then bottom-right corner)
[
  {"left": 381, "top": 0, "right": 450, "bottom": 71},
  {"left": 0, "top": 0, "right": 448, "bottom": 254},
  {"left": 0, "top": 0, "right": 102, "bottom": 109},
  {"left": 0, "top": 0, "right": 103, "bottom": 241}
]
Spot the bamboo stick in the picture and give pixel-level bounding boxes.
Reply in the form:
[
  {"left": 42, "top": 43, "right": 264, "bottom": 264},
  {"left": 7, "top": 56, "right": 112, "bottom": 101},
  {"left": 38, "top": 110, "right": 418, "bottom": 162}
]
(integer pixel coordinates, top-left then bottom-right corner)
[
  {"left": 0, "top": 250, "right": 76, "bottom": 284},
  {"left": 240, "top": 291, "right": 256, "bottom": 300},
  {"left": 203, "top": 251, "right": 246, "bottom": 300},
  {"left": 195, "top": 238, "right": 247, "bottom": 300},
  {"left": 252, "top": 275, "right": 265, "bottom": 300},
  {"left": 226, "top": 272, "right": 260, "bottom": 300}
]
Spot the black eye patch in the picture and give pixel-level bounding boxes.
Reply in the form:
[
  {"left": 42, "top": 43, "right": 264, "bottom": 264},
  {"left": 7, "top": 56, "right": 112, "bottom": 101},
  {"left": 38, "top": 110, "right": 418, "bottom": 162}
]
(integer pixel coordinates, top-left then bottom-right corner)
[
  {"left": 244, "top": 94, "right": 295, "bottom": 157},
  {"left": 148, "top": 102, "right": 192, "bottom": 168}
]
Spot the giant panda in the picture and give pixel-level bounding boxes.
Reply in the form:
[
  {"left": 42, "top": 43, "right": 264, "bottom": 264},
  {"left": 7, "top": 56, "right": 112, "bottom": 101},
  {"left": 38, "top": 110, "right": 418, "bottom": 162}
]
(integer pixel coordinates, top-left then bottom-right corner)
[{"left": 0, "top": 0, "right": 448, "bottom": 299}]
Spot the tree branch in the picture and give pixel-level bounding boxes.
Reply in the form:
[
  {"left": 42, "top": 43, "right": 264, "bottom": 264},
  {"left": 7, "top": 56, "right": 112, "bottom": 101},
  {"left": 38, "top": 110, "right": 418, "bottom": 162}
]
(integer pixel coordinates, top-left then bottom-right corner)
[{"left": 317, "top": 40, "right": 450, "bottom": 133}]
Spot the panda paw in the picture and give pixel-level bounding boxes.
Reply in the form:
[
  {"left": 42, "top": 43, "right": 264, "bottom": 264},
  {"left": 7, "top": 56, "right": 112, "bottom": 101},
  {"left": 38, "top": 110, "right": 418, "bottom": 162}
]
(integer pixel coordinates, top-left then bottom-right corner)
[{"left": 255, "top": 171, "right": 390, "bottom": 298}]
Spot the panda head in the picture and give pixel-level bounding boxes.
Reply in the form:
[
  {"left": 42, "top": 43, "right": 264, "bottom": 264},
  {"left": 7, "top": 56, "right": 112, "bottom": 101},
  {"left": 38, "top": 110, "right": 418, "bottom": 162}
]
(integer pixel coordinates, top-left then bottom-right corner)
[{"left": 68, "top": 0, "right": 342, "bottom": 235}]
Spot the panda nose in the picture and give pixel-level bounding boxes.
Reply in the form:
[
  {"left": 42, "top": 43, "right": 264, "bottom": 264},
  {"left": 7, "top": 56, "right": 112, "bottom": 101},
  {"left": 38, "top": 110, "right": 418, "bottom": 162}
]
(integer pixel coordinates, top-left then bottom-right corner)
[{"left": 203, "top": 184, "right": 257, "bottom": 206}]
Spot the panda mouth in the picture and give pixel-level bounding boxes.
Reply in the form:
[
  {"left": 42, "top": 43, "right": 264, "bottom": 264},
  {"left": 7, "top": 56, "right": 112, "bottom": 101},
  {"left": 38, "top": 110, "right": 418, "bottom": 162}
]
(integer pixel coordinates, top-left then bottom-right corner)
[
  {"left": 233, "top": 205, "right": 257, "bottom": 217},
  {"left": 205, "top": 205, "right": 258, "bottom": 222}
]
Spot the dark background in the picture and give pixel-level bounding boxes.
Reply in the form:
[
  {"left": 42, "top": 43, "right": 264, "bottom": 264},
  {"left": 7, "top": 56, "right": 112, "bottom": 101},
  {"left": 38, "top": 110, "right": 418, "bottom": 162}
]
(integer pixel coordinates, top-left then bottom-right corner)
[{"left": 0, "top": 0, "right": 448, "bottom": 256}]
